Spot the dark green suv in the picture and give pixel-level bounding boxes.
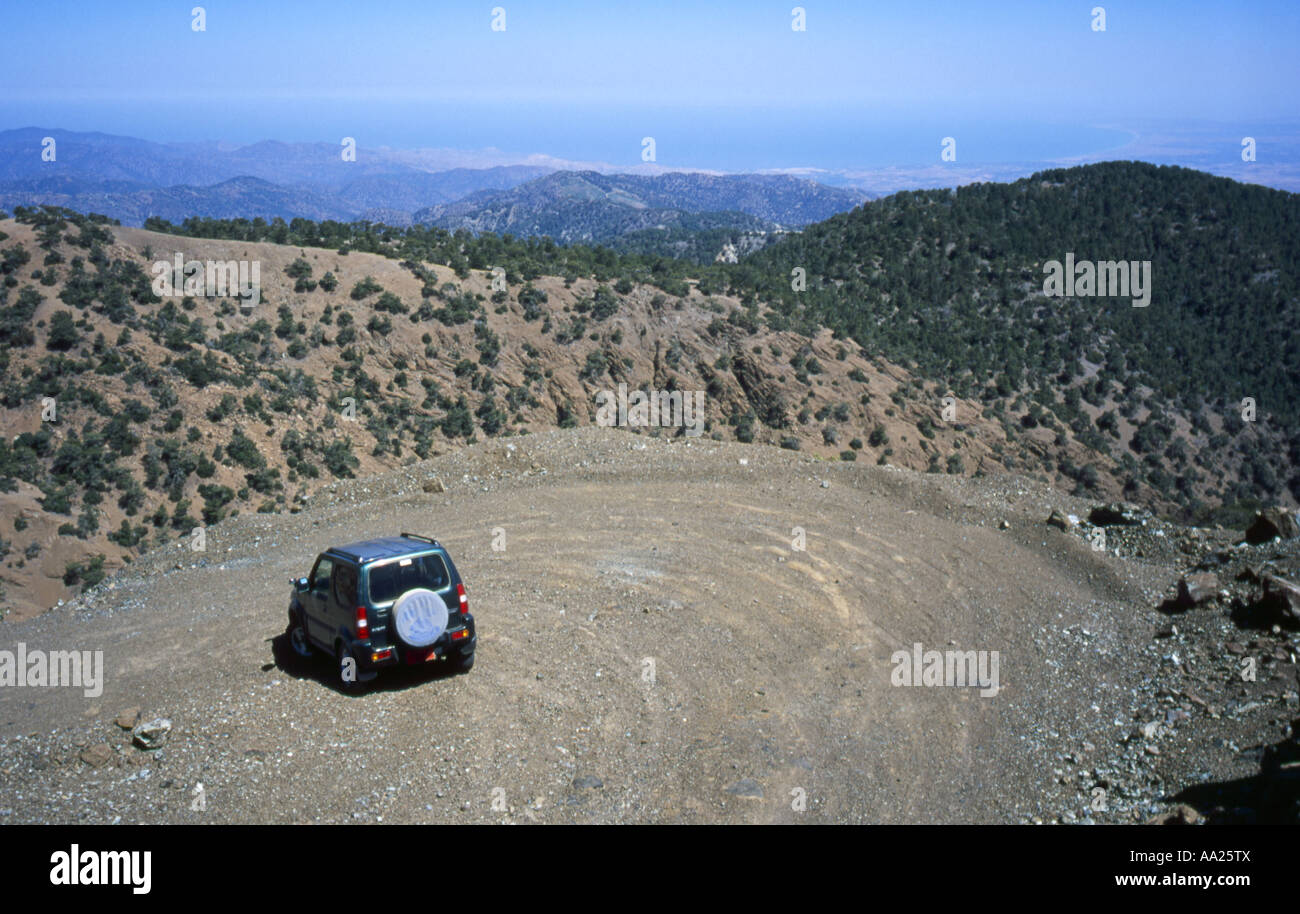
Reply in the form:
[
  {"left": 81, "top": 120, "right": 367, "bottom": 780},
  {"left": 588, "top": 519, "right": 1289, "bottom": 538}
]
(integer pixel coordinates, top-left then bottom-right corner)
[{"left": 286, "top": 533, "right": 476, "bottom": 689}]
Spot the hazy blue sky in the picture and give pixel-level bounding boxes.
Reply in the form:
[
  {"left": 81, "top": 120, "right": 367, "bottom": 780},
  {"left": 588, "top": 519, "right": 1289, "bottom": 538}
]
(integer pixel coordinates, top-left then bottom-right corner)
[{"left": 1, "top": 1, "right": 1296, "bottom": 171}]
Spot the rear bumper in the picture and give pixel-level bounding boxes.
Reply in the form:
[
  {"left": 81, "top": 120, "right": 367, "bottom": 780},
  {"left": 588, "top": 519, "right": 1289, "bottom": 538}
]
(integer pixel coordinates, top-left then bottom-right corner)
[{"left": 353, "top": 614, "right": 476, "bottom": 669}]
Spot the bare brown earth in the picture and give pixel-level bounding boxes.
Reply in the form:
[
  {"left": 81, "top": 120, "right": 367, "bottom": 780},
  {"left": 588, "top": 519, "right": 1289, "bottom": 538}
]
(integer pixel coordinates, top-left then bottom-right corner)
[{"left": 1, "top": 429, "right": 1293, "bottom": 824}]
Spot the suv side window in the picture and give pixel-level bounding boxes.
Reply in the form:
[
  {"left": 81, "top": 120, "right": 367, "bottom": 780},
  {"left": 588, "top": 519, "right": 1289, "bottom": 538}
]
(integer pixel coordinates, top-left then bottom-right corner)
[
  {"left": 333, "top": 563, "right": 358, "bottom": 608},
  {"left": 310, "top": 557, "right": 334, "bottom": 598}
]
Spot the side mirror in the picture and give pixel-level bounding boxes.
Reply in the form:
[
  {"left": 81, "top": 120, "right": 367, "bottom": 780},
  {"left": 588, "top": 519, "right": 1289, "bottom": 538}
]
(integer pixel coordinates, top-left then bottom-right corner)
[{"left": 294, "top": 577, "right": 309, "bottom": 593}]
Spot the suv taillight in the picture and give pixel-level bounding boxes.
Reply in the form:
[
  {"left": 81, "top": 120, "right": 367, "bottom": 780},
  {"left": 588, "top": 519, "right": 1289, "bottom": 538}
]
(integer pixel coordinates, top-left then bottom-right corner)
[
  {"left": 355, "top": 606, "right": 369, "bottom": 639},
  {"left": 456, "top": 582, "right": 468, "bottom": 615}
]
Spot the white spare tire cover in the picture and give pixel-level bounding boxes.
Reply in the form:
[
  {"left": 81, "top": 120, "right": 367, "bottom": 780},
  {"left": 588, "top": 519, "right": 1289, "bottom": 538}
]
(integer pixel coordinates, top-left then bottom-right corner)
[{"left": 393, "top": 588, "right": 449, "bottom": 648}]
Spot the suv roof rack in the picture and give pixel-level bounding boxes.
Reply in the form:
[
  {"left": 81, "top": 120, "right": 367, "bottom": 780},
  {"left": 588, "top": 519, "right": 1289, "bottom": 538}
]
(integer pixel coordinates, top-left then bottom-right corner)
[{"left": 400, "top": 532, "right": 438, "bottom": 545}]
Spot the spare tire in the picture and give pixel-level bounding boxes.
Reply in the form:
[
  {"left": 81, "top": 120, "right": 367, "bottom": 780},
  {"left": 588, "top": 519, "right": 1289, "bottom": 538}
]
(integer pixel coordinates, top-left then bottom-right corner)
[{"left": 392, "top": 588, "right": 449, "bottom": 648}]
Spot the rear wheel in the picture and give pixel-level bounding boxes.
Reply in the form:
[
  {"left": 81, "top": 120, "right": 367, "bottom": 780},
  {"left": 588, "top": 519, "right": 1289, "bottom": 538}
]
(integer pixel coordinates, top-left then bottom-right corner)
[
  {"left": 337, "top": 643, "right": 362, "bottom": 692},
  {"left": 453, "top": 651, "right": 475, "bottom": 674}
]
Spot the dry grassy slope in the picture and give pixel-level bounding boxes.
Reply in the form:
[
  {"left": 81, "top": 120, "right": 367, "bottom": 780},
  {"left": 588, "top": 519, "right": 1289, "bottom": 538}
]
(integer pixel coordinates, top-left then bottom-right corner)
[
  {"left": 0, "top": 430, "right": 1184, "bottom": 824},
  {"left": 0, "top": 220, "right": 1144, "bottom": 618}
]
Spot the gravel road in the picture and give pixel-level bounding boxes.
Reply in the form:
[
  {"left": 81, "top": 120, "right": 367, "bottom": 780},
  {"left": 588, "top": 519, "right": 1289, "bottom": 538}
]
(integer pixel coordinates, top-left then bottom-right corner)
[{"left": 2, "top": 429, "right": 1291, "bottom": 823}]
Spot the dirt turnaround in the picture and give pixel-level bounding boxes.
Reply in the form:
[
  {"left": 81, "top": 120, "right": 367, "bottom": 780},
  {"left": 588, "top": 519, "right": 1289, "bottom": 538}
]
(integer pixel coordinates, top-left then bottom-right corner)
[{"left": 1, "top": 429, "right": 1293, "bottom": 824}]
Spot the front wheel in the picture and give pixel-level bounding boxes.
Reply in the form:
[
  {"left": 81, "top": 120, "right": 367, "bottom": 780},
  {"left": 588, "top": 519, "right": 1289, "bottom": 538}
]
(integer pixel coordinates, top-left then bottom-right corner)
[{"left": 287, "top": 613, "right": 313, "bottom": 659}]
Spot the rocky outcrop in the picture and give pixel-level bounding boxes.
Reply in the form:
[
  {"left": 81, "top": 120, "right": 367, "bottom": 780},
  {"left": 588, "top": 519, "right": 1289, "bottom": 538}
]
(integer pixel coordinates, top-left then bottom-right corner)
[{"left": 1246, "top": 508, "right": 1299, "bottom": 545}]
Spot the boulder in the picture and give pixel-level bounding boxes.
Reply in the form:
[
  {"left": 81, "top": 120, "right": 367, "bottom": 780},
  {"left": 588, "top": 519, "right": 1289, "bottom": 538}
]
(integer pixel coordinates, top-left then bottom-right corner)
[
  {"left": 131, "top": 717, "right": 172, "bottom": 750},
  {"left": 114, "top": 707, "right": 141, "bottom": 730},
  {"left": 1047, "top": 510, "right": 1073, "bottom": 531},
  {"left": 1147, "top": 804, "right": 1201, "bottom": 825},
  {"left": 1176, "top": 573, "right": 1220, "bottom": 608},
  {"left": 1260, "top": 574, "right": 1300, "bottom": 626},
  {"left": 1245, "top": 508, "right": 1299, "bottom": 544}
]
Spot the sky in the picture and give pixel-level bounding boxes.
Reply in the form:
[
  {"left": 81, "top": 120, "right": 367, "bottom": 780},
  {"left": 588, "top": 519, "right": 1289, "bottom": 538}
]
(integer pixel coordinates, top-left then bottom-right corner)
[{"left": 0, "top": 1, "right": 1296, "bottom": 174}]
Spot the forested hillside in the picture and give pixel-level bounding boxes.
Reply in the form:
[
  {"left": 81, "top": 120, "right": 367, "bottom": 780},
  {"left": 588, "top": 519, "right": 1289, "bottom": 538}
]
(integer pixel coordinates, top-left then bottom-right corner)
[
  {"left": 137, "top": 162, "right": 1300, "bottom": 515},
  {"left": 731, "top": 162, "right": 1300, "bottom": 507},
  {"left": 4, "top": 162, "right": 1292, "bottom": 618}
]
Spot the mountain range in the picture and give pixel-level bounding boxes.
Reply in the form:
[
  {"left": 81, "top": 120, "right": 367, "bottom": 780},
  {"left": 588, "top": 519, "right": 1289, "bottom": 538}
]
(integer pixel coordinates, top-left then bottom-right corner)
[
  {"left": 0, "top": 129, "right": 867, "bottom": 246},
  {"left": 411, "top": 170, "right": 869, "bottom": 240}
]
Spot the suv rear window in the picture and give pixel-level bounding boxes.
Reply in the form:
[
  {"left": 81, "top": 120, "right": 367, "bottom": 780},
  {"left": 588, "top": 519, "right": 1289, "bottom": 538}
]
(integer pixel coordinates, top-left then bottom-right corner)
[{"left": 367, "top": 552, "right": 451, "bottom": 604}]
